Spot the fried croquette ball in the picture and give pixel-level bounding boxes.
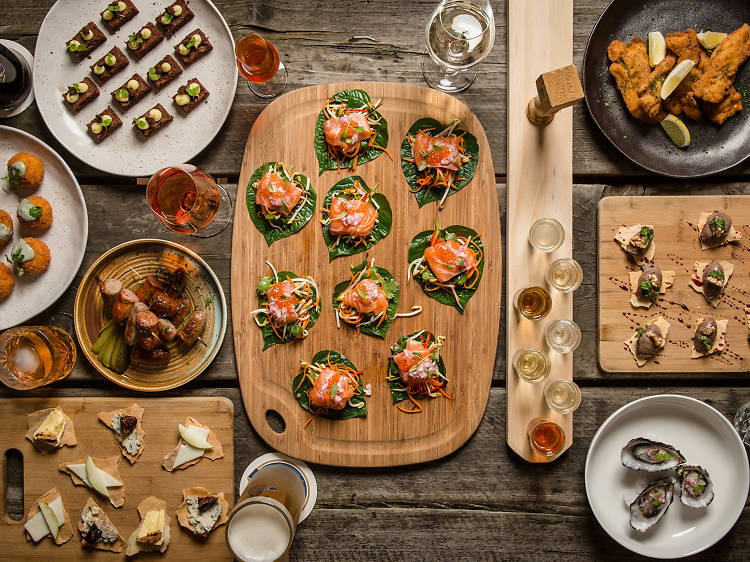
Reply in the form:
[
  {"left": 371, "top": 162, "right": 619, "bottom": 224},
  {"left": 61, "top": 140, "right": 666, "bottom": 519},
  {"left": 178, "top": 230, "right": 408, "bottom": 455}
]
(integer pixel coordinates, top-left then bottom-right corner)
[
  {"left": 9, "top": 237, "right": 51, "bottom": 276},
  {"left": 7, "top": 152, "right": 44, "bottom": 189},
  {"left": 17, "top": 196, "right": 53, "bottom": 231},
  {"left": 0, "top": 263, "right": 13, "bottom": 298},
  {"left": 0, "top": 210, "right": 12, "bottom": 244}
]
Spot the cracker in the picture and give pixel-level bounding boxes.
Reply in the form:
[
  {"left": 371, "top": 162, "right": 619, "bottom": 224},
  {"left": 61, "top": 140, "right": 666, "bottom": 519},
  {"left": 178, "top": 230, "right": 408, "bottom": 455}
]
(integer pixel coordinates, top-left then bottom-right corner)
[
  {"left": 625, "top": 316, "right": 670, "bottom": 367},
  {"left": 688, "top": 261, "right": 734, "bottom": 307},
  {"left": 24, "top": 488, "right": 73, "bottom": 545},
  {"left": 25, "top": 406, "right": 77, "bottom": 454},
  {"left": 98, "top": 403, "right": 145, "bottom": 463},
  {"left": 176, "top": 486, "right": 229, "bottom": 538},
  {"left": 161, "top": 416, "right": 223, "bottom": 472},
  {"left": 59, "top": 456, "right": 125, "bottom": 508}
]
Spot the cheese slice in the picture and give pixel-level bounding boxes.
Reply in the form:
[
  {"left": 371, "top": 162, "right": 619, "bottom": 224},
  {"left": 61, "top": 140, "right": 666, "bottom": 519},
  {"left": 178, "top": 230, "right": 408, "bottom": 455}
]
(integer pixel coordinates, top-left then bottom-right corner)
[
  {"left": 34, "top": 408, "right": 66, "bottom": 444},
  {"left": 137, "top": 510, "right": 165, "bottom": 544},
  {"left": 48, "top": 496, "right": 65, "bottom": 524},
  {"left": 24, "top": 511, "right": 50, "bottom": 542},
  {"left": 66, "top": 463, "right": 122, "bottom": 488},
  {"left": 173, "top": 443, "right": 204, "bottom": 468}
]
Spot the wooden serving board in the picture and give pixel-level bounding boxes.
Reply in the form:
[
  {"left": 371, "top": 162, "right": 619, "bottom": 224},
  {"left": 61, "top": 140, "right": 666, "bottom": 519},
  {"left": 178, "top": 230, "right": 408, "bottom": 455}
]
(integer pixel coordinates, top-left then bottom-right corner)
[
  {"left": 0, "top": 397, "right": 233, "bottom": 560},
  {"left": 599, "top": 195, "right": 750, "bottom": 372},
  {"left": 506, "top": 0, "right": 575, "bottom": 462},
  {"left": 231, "top": 81, "right": 501, "bottom": 467}
]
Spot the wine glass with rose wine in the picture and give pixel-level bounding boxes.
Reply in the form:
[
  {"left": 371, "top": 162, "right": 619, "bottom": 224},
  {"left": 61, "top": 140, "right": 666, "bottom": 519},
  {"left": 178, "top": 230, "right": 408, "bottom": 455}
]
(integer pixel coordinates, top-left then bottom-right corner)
[
  {"left": 422, "top": 0, "right": 495, "bottom": 93},
  {"left": 146, "top": 164, "right": 232, "bottom": 238},
  {"left": 235, "top": 33, "right": 288, "bottom": 98}
]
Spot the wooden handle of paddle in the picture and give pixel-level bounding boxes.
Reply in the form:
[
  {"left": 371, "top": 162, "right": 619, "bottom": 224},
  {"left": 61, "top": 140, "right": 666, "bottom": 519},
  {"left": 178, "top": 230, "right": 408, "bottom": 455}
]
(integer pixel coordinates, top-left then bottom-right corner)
[{"left": 526, "top": 64, "right": 584, "bottom": 126}]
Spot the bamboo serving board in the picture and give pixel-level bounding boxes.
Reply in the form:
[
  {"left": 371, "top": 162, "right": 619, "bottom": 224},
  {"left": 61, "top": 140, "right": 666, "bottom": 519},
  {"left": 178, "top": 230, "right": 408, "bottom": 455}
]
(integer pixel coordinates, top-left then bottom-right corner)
[
  {"left": 0, "top": 397, "right": 233, "bottom": 560},
  {"left": 506, "top": 0, "right": 575, "bottom": 462},
  {"left": 599, "top": 195, "right": 750, "bottom": 372},
  {"left": 231, "top": 81, "right": 501, "bottom": 467}
]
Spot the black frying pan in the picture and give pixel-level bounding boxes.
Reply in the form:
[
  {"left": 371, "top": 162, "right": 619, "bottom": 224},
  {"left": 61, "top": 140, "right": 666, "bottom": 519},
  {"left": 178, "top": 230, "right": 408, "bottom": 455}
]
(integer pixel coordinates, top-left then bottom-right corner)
[{"left": 583, "top": 0, "right": 750, "bottom": 177}]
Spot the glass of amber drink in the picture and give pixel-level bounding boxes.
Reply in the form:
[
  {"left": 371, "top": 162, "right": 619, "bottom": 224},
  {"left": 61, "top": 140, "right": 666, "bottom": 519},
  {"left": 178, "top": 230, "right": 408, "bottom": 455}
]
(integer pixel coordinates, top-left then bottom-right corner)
[
  {"left": 0, "top": 326, "right": 76, "bottom": 390},
  {"left": 513, "top": 286, "right": 552, "bottom": 320},
  {"left": 528, "top": 418, "right": 565, "bottom": 457},
  {"left": 235, "top": 33, "right": 288, "bottom": 98}
]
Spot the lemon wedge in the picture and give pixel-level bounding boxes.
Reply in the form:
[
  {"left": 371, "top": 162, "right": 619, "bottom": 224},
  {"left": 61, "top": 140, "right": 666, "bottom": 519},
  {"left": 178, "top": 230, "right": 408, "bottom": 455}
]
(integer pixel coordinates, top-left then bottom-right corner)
[
  {"left": 697, "top": 31, "right": 727, "bottom": 50},
  {"left": 661, "top": 114, "right": 690, "bottom": 148},
  {"left": 648, "top": 32, "right": 666, "bottom": 66},
  {"left": 660, "top": 60, "right": 696, "bottom": 99}
]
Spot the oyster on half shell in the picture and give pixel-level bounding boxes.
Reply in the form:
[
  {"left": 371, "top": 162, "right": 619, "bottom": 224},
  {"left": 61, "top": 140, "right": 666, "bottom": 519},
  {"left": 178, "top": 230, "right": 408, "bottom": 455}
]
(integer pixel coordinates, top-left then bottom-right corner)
[
  {"left": 676, "top": 464, "right": 714, "bottom": 508},
  {"left": 630, "top": 477, "right": 675, "bottom": 533},
  {"left": 621, "top": 438, "right": 686, "bottom": 472}
]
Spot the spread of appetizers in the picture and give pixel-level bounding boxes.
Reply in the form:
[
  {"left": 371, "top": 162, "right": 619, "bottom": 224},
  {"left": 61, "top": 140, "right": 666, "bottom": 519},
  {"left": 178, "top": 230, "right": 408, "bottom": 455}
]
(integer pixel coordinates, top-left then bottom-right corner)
[{"left": 21, "top": 403, "right": 228, "bottom": 554}]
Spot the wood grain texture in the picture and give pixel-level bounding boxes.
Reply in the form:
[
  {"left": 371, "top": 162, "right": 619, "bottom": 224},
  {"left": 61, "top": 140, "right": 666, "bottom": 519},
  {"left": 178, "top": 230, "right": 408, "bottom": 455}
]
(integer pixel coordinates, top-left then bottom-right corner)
[
  {"left": 0, "top": 396, "right": 234, "bottom": 560},
  {"left": 231, "top": 81, "right": 501, "bottom": 467},
  {"left": 599, "top": 195, "right": 750, "bottom": 373},
  {"left": 507, "top": 0, "right": 574, "bottom": 462}
]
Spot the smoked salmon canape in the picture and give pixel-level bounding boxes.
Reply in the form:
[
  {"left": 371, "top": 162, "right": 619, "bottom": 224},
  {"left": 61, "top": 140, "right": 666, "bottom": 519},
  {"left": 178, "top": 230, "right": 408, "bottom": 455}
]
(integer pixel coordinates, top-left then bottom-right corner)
[
  {"left": 250, "top": 260, "right": 321, "bottom": 350},
  {"left": 320, "top": 176, "right": 392, "bottom": 261},
  {"left": 332, "top": 255, "right": 419, "bottom": 339},
  {"left": 293, "top": 349, "right": 367, "bottom": 426},
  {"left": 246, "top": 161, "right": 316, "bottom": 246},
  {"left": 401, "top": 118, "right": 479, "bottom": 209},
  {"left": 314, "top": 88, "right": 390, "bottom": 174},
  {"left": 408, "top": 223, "right": 485, "bottom": 313},
  {"left": 387, "top": 330, "right": 450, "bottom": 414}
]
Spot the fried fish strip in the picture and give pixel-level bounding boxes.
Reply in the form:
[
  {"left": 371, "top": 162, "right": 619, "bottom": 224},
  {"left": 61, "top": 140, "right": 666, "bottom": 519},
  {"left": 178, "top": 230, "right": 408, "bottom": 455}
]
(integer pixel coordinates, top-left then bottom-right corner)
[
  {"left": 663, "top": 29, "right": 707, "bottom": 120},
  {"left": 638, "top": 54, "right": 676, "bottom": 121},
  {"left": 693, "top": 23, "right": 750, "bottom": 103},
  {"left": 608, "top": 37, "right": 659, "bottom": 123},
  {"left": 701, "top": 87, "right": 743, "bottom": 124}
]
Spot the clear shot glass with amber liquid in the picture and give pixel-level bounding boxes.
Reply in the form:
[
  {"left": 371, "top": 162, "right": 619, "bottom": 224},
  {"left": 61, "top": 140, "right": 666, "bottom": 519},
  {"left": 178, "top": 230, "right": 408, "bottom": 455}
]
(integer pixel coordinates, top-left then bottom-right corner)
[
  {"left": 528, "top": 418, "right": 565, "bottom": 457},
  {"left": 513, "top": 286, "right": 552, "bottom": 320},
  {"left": 0, "top": 326, "right": 76, "bottom": 390},
  {"left": 512, "top": 348, "right": 550, "bottom": 383}
]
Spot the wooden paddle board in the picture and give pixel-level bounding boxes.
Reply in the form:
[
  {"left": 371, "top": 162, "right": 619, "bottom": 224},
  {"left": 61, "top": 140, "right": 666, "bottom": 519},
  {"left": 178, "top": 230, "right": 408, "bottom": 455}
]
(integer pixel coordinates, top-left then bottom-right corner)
[
  {"left": 599, "top": 195, "right": 750, "bottom": 372},
  {"left": 231, "top": 81, "right": 501, "bottom": 467},
  {"left": 0, "top": 397, "right": 233, "bottom": 560}
]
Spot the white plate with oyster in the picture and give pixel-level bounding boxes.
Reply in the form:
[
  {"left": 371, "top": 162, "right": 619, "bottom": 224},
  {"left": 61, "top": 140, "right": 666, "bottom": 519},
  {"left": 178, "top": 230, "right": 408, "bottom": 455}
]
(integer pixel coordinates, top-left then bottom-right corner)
[{"left": 585, "top": 394, "right": 749, "bottom": 559}]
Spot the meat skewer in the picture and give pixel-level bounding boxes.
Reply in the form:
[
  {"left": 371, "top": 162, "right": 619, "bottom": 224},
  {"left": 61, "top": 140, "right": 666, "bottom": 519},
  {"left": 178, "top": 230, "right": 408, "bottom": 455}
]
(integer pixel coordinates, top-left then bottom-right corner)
[
  {"left": 99, "top": 278, "right": 123, "bottom": 308},
  {"left": 112, "top": 288, "right": 140, "bottom": 324}
]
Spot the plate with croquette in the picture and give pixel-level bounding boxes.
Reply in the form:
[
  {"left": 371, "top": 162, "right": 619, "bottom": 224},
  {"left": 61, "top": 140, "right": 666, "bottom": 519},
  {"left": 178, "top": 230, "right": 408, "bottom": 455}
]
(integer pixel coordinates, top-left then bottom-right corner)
[{"left": 0, "top": 125, "right": 88, "bottom": 330}]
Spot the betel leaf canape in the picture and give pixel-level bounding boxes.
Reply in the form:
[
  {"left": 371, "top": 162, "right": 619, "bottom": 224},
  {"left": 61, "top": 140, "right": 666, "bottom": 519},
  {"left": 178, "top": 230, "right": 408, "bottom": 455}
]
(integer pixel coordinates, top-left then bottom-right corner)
[
  {"left": 408, "top": 223, "right": 484, "bottom": 313},
  {"left": 250, "top": 261, "right": 320, "bottom": 350},
  {"left": 246, "top": 161, "right": 316, "bottom": 246},
  {"left": 332, "top": 255, "right": 400, "bottom": 339},
  {"left": 387, "top": 330, "right": 450, "bottom": 413},
  {"left": 320, "top": 175, "right": 392, "bottom": 261},
  {"left": 314, "top": 89, "right": 390, "bottom": 174},
  {"left": 293, "top": 350, "right": 367, "bottom": 426},
  {"left": 400, "top": 118, "right": 478, "bottom": 209}
]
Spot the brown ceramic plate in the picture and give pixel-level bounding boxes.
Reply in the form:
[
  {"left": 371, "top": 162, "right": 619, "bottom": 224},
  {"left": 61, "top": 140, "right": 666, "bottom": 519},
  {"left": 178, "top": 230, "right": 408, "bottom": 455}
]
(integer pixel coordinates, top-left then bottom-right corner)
[{"left": 74, "top": 239, "right": 226, "bottom": 391}]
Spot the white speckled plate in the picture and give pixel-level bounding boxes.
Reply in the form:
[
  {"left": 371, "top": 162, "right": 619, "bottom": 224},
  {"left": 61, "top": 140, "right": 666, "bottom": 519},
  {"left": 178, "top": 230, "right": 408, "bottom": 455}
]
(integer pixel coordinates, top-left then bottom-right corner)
[
  {"left": 585, "top": 394, "right": 749, "bottom": 559},
  {"left": 0, "top": 125, "right": 88, "bottom": 330},
  {"left": 32, "top": 0, "right": 237, "bottom": 177}
]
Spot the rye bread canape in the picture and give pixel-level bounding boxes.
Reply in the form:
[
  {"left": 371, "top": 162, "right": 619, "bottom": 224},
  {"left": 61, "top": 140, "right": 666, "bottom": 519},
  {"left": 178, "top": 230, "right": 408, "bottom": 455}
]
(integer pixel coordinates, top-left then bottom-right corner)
[
  {"left": 90, "top": 46, "right": 129, "bottom": 84},
  {"left": 125, "top": 22, "right": 165, "bottom": 61},
  {"left": 146, "top": 54, "right": 182, "bottom": 89},
  {"left": 174, "top": 28, "right": 212, "bottom": 65},
  {"left": 66, "top": 22, "right": 106, "bottom": 60},
  {"left": 62, "top": 78, "right": 100, "bottom": 113},
  {"left": 87, "top": 106, "right": 122, "bottom": 142},
  {"left": 111, "top": 73, "right": 150, "bottom": 111},
  {"left": 100, "top": 0, "right": 139, "bottom": 33},
  {"left": 133, "top": 104, "right": 174, "bottom": 137},
  {"left": 156, "top": 0, "right": 194, "bottom": 37},
  {"left": 172, "top": 78, "right": 209, "bottom": 115}
]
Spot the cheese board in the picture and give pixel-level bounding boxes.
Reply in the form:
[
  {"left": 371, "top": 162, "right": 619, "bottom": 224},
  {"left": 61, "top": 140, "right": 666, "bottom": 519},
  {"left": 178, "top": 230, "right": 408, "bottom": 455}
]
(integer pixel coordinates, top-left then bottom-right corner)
[
  {"left": 0, "top": 397, "right": 233, "bottom": 559},
  {"left": 599, "top": 195, "right": 750, "bottom": 372},
  {"left": 231, "top": 81, "right": 501, "bottom": 467}
]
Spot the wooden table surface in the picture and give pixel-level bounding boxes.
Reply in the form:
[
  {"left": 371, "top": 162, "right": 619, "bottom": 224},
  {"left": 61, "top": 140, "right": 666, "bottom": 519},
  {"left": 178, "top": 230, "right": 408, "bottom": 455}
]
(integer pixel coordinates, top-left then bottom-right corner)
[{"left": 2, "top": 0, "right": 749, "bottom": 559}]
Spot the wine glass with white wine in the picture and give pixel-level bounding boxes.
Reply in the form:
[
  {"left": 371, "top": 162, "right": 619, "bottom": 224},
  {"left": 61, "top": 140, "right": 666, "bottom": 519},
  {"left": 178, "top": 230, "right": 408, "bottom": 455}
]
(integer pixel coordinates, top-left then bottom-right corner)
[{"left": 422, "top": 0, "right": 495, "bottom": 93}]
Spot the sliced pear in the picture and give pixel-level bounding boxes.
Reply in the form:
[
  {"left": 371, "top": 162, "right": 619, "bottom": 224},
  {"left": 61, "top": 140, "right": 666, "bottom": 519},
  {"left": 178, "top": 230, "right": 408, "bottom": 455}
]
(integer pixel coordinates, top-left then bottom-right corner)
[
  {"left": 38, "top": 501, "right": 60, "bottom": 539},
  {"left": 86, "top": 456, "right": 111, "bottom": 498},
  {"left": 178, "top": 424, "right": 213, "bottom": 450}
]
